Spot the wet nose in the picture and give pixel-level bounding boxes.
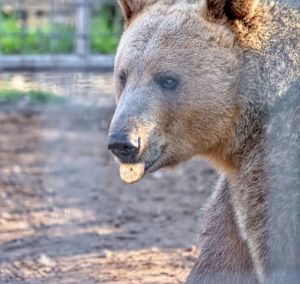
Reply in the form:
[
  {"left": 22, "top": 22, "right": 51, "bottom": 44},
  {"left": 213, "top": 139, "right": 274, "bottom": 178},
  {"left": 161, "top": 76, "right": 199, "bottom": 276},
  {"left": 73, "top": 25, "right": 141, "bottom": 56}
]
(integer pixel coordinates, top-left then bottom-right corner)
[{"left": 108, "top": 133, "right": 139, "bottom": 162}]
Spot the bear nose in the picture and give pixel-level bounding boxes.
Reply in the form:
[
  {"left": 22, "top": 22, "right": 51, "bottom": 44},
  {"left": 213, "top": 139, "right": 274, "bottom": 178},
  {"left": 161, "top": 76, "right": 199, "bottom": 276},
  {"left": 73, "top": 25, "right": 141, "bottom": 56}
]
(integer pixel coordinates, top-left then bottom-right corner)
[{"left": 108, "top": 133, "right": 140, "bottom": 163}]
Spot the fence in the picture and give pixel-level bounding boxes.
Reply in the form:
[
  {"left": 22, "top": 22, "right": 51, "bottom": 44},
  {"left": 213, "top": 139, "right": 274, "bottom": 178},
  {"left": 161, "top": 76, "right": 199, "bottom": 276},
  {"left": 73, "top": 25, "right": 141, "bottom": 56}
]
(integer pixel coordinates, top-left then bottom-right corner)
[{"left": 0, "top": 0, "right": 122, "bottom": 71}]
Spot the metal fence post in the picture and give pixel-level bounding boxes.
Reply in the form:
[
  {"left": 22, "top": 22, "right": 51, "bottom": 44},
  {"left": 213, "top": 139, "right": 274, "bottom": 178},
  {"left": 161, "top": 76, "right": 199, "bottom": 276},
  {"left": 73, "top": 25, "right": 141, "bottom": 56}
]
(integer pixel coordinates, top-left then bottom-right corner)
[
  {"left": 50, "top": 0, "right": 57, "bottom": 54},
  {"left": 76, "top": 0, "right": 90, "bottom": 57},
  {"left": 0, "top": 0, "right": 2, "bottom": 54}
]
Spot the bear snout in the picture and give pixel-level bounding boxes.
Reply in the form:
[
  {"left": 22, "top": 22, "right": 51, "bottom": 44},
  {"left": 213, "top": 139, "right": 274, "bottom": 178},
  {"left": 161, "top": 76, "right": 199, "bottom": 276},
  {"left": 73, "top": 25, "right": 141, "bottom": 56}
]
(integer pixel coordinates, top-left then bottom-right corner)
[{"left": 108, "top": 132, "right": 140, "bottom": 163}]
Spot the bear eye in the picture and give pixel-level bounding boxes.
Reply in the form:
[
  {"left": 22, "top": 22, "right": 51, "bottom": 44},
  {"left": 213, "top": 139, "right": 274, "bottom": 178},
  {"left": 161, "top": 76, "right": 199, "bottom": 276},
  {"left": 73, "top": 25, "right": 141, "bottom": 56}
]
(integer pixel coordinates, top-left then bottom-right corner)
[
  {"left": 119, "top": 71, "right": 127, "bottom": 88},
  {"left": 157, "top": 75, "right": 179, "bottom": 91}
]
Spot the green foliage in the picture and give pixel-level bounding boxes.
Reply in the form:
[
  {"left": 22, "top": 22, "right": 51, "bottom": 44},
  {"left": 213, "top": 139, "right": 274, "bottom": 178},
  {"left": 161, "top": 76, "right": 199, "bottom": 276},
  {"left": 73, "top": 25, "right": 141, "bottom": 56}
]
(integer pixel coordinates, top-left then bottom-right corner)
[
  {"left": 0, "top": 90, "right": 64, "bottom": 104},
  {"left": 0, "top": 5, "right": 122, "bottom": 54},
  {"left": 90, "top": 5, "right": 123, "bottom": 54},
  {"left": 21, "top": 24, "right": 75, "bottom": 54},
  {"left": 0, "top": 14, "right": 21, "bottom": 53}
]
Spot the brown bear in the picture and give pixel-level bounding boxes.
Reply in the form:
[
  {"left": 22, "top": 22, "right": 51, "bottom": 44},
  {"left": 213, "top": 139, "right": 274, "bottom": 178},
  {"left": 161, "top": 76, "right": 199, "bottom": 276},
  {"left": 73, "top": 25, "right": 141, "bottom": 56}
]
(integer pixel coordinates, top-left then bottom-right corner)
[{"left": 107, "top": 0, "right": 300, "bottom": 283}]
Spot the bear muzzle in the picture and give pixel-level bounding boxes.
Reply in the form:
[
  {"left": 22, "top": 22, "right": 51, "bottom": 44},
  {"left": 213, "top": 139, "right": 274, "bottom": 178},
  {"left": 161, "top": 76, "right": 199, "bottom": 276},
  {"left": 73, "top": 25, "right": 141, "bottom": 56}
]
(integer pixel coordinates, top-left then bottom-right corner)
[{"left": 108, "top": 132, "right": 140, "bottom": 163}]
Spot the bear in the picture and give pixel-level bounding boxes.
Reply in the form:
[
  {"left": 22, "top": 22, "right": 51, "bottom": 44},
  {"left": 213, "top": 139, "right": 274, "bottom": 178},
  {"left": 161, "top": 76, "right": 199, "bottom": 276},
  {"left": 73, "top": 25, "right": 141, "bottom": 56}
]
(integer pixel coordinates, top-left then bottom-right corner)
[{"left": 107, "top": 0, "right": 300, "bottom": 283}]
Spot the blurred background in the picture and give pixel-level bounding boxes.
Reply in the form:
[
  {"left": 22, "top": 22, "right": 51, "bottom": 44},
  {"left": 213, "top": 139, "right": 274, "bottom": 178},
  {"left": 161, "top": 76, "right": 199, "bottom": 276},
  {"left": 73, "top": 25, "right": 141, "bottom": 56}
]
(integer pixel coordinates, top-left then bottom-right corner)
[{"left": 0, "top": 1, "right": 216, "bottom": 283}]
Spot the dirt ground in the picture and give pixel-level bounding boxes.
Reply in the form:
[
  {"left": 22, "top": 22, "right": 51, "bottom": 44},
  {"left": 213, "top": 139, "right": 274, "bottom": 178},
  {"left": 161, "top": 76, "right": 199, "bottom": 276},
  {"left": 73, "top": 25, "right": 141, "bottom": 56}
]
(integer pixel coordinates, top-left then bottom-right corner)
[{"left": 0, "top": 101, "right": 217, "bottom": 283}]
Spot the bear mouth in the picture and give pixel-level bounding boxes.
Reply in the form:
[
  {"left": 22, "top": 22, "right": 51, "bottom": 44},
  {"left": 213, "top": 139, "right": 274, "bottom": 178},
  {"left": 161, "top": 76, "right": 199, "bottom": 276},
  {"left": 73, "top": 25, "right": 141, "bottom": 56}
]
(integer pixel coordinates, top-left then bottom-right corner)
[
  {"left": 115, "top": 145, "right": 166, "bottom": 184},
  {"left": 144, "top": 145, "right": 166, "bottom": 173}
]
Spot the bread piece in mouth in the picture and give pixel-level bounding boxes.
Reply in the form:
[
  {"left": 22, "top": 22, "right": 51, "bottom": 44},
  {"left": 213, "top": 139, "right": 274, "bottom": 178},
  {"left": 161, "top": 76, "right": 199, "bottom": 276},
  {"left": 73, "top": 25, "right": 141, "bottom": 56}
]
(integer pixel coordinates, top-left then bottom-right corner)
[{"left": 119, "top": 163, "right": 145, "bottom": 184}]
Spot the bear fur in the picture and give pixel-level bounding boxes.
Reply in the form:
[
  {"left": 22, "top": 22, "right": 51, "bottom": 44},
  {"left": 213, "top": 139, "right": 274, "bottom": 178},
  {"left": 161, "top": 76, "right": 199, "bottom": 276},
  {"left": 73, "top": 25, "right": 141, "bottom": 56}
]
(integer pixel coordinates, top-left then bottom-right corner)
[{"left": 108, "top": 0, "right": 300, "bottom": 282}]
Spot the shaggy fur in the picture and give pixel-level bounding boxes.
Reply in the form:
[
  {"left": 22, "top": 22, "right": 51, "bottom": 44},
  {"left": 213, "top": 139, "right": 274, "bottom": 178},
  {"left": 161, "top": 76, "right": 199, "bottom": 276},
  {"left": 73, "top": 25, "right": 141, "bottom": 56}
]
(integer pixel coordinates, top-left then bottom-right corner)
[{"left": 109, "top": 0, "right": 300, "bottom": 283}]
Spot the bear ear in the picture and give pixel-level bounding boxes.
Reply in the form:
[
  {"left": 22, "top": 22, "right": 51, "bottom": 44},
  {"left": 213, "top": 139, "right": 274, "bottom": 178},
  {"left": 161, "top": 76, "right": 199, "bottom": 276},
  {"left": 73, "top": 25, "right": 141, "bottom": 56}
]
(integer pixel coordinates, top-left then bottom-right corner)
[
  {"left": 118, "top": 0, "right": 150, "bottom": 25},
  {"left": 205, "top": 0, "right": 259, "bottom": 21}
]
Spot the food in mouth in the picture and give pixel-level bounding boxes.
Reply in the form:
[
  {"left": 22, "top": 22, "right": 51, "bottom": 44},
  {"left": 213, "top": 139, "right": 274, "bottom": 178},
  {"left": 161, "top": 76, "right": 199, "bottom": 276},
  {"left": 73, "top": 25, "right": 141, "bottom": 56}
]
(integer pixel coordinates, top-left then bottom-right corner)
[{"left": 119, "top": 163, "right": 145, "bottom": 184}]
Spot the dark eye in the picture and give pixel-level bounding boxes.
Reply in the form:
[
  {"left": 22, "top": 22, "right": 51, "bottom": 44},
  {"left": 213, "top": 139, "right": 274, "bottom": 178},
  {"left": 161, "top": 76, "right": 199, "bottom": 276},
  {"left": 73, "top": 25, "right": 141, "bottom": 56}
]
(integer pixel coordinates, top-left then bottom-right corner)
[
  {"left": 157, "top": 75, "right": 179, "bottom": 91},
  {"left": 119, "top": 71, "right": 127, "bottom": 88}
]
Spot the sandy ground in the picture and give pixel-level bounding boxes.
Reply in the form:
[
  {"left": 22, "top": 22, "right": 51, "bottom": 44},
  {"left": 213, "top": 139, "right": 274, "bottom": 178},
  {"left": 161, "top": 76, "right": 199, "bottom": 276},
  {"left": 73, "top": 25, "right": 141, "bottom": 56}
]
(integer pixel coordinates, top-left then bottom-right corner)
[{"left": 0, "top": 92, "right": 217, "bottom": 283}]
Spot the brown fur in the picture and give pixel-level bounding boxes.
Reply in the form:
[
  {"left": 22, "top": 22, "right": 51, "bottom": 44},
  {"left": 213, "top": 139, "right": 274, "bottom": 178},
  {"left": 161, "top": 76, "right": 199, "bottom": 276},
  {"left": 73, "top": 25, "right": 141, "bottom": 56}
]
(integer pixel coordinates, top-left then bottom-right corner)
[
  {"left": 205, "top": 0, "right": 258, "bottom": 20},
  {"left": 108, "top": 0, "right": 300, "bottom": 283},
  {"left": 228, "top": 5, "right": 270, "bottom": 49},
  {"left": 118, "top": 0, "right": 158, "bottom": 26}
]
